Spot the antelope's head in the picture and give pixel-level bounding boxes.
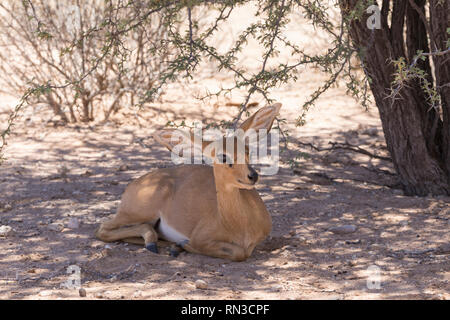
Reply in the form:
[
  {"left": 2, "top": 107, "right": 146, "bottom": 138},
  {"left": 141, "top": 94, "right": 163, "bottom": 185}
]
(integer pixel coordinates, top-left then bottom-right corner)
[{"left": 153, "top": 103, "right": 282, "bottom": 190}]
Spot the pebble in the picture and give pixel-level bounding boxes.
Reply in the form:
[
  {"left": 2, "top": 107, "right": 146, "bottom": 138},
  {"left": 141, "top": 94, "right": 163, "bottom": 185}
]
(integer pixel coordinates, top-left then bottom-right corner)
[
  {"left": 364, "top": 128, "right": 378, "bottom": 137},
  {"left": 296, "top": 236, "right": 309, "bottom": 244},
  {"left": 83, "top": 170, "right": 93, "bottom": 177},
  {"left": 39, "top": 290, "right": 53, "bottom": 297},
  {"left": 0, "top": 225, "right": 14, "bottom": 237},
  {"left": 328, "top": 225, "right": 357, "bottom": 234},
  {"left": 435, "top": 244, "right": 450, "bottom": 255},
  {"left": 270, "top": 284, "right": 283, "bottom": 292},
  {"left": 79, "top": 288, "right": 87, "bottom": 297},
  {"left": 67, "top": 218, "right": 80, "bottom": 229},
  {"left": 101, "top": 249, "right": 112, "bottom": 257},
  {"left": 195, "top": 279, "right": 208, "bottom": 290},
  {"left": 48, "top": 223, "right": 64, "bottom": 232},
  {"left": 118, "top": 164, "right": 129, "bottom": 172}
]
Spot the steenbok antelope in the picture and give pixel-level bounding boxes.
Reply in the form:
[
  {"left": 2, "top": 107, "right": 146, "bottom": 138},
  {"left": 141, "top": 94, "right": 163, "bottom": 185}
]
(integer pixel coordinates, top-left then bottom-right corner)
[{"left": 95, "top": 103, "right": 281, "bottom": 261}]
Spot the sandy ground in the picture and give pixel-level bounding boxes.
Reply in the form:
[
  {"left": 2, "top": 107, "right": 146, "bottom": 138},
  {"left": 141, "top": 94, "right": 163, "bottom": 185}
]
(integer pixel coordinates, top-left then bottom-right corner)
[{"left": 0, "top": 5, "right": 449, "bottom": 300}]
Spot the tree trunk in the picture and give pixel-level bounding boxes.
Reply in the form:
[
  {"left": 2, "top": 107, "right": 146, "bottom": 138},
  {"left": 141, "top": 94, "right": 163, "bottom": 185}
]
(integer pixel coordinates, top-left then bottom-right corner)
[
  {"left": 339, "top": 0, "right": 450, "bottom": 196},
  {"left": 429, "top": 0, "right": 450, "bottom": 179}
]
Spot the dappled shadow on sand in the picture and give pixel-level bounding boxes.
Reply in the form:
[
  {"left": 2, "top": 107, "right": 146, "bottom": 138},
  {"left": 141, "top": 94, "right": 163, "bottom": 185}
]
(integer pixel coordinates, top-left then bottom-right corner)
[{"left": 0, "top": 122, "right": 449, "bottom": 299}]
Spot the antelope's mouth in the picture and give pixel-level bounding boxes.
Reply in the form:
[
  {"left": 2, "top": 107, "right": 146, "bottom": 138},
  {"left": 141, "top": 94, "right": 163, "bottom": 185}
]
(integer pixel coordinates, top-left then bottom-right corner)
[{"left": 237, "top": 179, "right": 256, "bottom": 188}]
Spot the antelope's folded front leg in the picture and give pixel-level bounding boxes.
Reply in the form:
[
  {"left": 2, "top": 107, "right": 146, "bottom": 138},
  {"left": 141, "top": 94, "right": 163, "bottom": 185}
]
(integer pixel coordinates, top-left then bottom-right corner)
[{"left": 182, "top": 239, "right": 248, "bottom": 262}]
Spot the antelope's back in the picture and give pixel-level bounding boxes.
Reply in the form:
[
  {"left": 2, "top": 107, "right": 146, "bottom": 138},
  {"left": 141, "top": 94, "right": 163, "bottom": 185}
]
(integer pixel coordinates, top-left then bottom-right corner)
[{"left": 118, "top": 165, "right": 218, "bottom": 225}]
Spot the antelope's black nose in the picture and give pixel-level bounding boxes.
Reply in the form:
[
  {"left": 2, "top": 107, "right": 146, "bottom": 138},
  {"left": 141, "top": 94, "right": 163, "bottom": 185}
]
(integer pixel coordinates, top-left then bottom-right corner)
[{"left": 248, "top": 168, "right": 259, "bottom": 183}]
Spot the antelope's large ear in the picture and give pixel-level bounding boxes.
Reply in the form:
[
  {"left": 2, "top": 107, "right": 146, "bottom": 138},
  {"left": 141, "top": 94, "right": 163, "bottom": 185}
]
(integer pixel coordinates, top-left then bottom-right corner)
[
  {"left": 153, "top": 129, "right": 187, "bottom": 153},
  {"left": 239, "top": 103, "right": 282, "bottom": 133},
  {"left": 153, "top": 128, "right": 213, "bottom": 158}
]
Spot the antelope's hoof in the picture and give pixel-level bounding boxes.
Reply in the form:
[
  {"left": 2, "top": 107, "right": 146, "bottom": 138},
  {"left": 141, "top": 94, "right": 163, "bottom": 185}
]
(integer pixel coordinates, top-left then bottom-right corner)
[
  {"left": 145, "top": 242, "right": 158, "bottom": 253},
  {"left": 177, "top": 240, "right": 189, "bottom": 249},
  {"left": 170, "top": 248, "right": 180, "bottom": 258}
]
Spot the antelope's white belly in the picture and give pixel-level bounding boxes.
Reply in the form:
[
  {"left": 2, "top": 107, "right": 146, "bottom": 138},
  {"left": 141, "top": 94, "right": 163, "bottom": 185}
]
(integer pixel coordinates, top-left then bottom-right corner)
[{"left": 157, "top": 217, "right": 189, "bottom": 244}]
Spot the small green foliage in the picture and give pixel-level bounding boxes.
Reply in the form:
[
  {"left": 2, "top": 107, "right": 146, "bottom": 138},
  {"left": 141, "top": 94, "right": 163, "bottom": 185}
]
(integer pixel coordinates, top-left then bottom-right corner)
[
  {"left": 0, "top": 0, "right": 443, "bottom": 166},
  {"left": 390, "top": 49, "right": 445, "bottom": 111},
  {"left": 0, "top": 0, "right": 373, "bottom": 163}
]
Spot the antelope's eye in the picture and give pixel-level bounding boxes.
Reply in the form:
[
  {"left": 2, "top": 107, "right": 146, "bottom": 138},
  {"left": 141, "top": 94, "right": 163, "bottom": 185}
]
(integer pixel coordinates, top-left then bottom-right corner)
[{"left": 219, "top": 154, "right": 232, "bottom": 167}]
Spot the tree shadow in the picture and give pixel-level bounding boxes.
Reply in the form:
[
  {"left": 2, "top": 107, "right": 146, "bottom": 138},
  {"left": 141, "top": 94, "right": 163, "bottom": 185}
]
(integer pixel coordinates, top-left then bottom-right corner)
[{"left": 0, "top": 118, "right": 448, "bottom": 299}]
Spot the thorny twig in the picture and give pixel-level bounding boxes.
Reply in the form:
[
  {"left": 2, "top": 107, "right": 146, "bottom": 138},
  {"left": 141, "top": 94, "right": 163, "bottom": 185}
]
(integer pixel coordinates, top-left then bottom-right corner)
[
  {"left": 298, "top": 141, "right": 392, "bottom": 162},
  {"left": 387, "top": 48, "right": 450, "bottom": 108}
]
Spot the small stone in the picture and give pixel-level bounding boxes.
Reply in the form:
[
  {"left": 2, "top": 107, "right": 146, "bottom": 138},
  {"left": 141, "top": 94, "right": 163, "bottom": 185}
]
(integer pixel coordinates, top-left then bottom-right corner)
[
  {"left": 48, "top": 223, "right": 64, "bottom": 232},
  {"left": 101, "top": 249, "right": 111, "bottom": 257},
  {"left": 109, "top": 275, "right": 117, "bottom": 282},
  {"left": 435, "top": 244, "right": 450, "bottom": 255},
  {"left": 296, "top": 236, "right": 309, "bottom": 244},
  {"left": 363, "top": 128, "right": 378, "bottom": 137},
  {"left": 195, "top": 279, "right": 208, "bottom": 290},
  {"left": 67, "top": 218, "right": 80, "bottom": 229},
  {"left": 334, "top": 241, "right": 346, "bottom": 247},
  {"left": 329, "top": 225, "right": 357, "bottom": 235},
  {"left": 82, "top": 170, "right": 93, "bottom": 177},
  {"left": 79, "top": 288, "right": 87, "bottom": 297},
  {"left": 345, "top": 239, "right": 362, "bottom": 245},
  {"left": 270, "top": 284, "right": 283, "bottom": 292},
  {"left": 0, "top": 225, "right": 14, "bottom": 237},
  {"left": 39, "top": 290, "right": 53, "bottom": 297},
  {"left": 118, "top": 164, "right": 129, "bottom": 172},
  {"left": 94, "top": 292, "right": 103, "bottom": 299}
]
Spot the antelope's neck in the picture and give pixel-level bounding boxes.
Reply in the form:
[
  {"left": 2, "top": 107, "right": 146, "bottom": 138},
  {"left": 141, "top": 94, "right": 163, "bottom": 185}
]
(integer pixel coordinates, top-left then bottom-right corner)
[{"left": 215, "top": 184, "right": 249, "bottom": 230}]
